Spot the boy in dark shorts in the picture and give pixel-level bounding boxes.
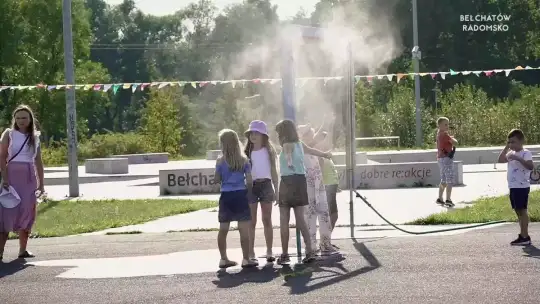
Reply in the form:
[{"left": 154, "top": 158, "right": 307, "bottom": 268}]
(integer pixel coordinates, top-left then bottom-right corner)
[{"left": 497, "top": 129, "right": 533, "bottom": 246}]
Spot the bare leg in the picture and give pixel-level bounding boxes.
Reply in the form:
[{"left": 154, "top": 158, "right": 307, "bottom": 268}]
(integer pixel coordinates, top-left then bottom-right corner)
[
  {"left": 517, "top": 210, "right": 529, "bottom": 238},
  {"left": 0, "top": 232, "right": 8, "bottom": 258},
  {"left": 217, "top": 222, "right": 230, "bottom": 260},
  {"left": 18, "top": 230, "right": 30, "bottom": 255},
  {"left": 248, "top": 203, "right": 258, "bottom": 259},
  {"left": 330, "top": 213, "right": 338, "bottom": 231},
  {"left": 445, "top": 184, "right": 453, "bottom": 201},
  {"left": 279, "top": 207, "right": 290, "bottom": 255},
  {"left": 237, "top": 220, "right": 252, "bottom": 260},
  {"left": 260, "top": 202, "right": 273, "bottom": 256},
  {"left": 304, "top": 203, "right": 318, "bottom": 251},
  {"left": 316, "top": 201, "right": 333, "bottom": 252},
  {"left": 438, "top": 183, "right": 446, "bottom": 200},
  {"left": 293, "top": 206, "right": 313, "bottom": 253}
]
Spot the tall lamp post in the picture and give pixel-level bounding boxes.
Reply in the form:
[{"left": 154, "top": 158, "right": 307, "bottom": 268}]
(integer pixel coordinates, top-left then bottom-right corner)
[
  {"left": 412, "top": 0, "right": 422, "bottom": 146},
  {"left": 62, "top": 0, "right": 79, "bottom": 197}
]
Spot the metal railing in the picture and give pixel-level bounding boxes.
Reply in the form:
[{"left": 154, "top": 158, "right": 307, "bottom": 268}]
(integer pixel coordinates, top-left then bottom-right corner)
[{"left": 355, "top": 136, "right": 401, "bottom": 150}]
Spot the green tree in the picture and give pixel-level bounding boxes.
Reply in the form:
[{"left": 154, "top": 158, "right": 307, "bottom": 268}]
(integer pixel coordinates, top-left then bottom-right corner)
[{"left": 140, "top": 88, "right": 183, "bottom": 154}]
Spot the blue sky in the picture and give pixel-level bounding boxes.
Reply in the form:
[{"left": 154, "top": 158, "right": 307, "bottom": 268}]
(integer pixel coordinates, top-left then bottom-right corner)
[{"left": 104, "top": 0, "right": 317, "bottom": 19}]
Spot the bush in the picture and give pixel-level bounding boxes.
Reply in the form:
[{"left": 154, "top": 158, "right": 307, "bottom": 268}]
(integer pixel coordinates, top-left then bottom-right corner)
[
  {"left": 41, "top": 132, "right": 151, "bottom": 166},
  {"left": 78, "top": 132, "right": 151, "bottom": 159},
  {"left": 355, "top": 81, "right": 540, "bottom": 148}
]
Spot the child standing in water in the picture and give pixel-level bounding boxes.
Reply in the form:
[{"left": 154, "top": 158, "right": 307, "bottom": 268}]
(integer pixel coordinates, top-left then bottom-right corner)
[
  {"left": 244, "top": 120, "right": 279, "bottom": 263},
  {"left": 313, "top": 130, "right": 340, "bottom": 231},
  {"left": 275, "top": 119, "right": 332, "bottom": 264},
  {"left": 298, "top": 125, "right": 337, "bottom": 255},
  {"left": 214, "top": 129, "right": 258, "bottom": 269}
]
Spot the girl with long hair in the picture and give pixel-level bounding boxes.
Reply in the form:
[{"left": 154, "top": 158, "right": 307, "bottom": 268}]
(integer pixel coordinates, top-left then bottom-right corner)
[
  {"left": 0, "top": 105, "right": 45, "bottom": 261},
  {"left": 214, "top": 129, "right": 258, "bottom": 269},
  {"left": 244, "top": 120, "right": 279, "bottom": 263},
  {"left": 274, "top": 119, "right": 332, "bottom": 265},
  {"left": 298, "top": 124, "right": 337, "bottom": 256}
]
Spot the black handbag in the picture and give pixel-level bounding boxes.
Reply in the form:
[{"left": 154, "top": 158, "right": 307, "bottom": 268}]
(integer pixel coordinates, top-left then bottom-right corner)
[
  {"left": 447, "top": 146, "right": 456, "bottom": 159},
  {"left": 0, "top": 134, "right": 30, "bottom": 182}
]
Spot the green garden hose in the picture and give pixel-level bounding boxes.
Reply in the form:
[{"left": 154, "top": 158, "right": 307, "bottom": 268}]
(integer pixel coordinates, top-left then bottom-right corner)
[{"left": 354, "top": 190, "right": 507, "bottom": 235}]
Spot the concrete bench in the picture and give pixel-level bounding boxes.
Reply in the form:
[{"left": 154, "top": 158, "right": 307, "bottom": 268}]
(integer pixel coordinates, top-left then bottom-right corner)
[
  {"left": 331, "top": 152, "right": 368, "bottom": 165},
  {"left": 85, "top": 158, "right": 129, "bottom": 174},
  {"left": 111, "top": 153, "right": 169, "bottom": 164},
  {"left": 160, "top": 167, "right": 219, "bottom": 195},
  {"left": 367, "top": 145, "right": 540, "bottom": 165},
  {"left": 206, "top": 150, "right": 221, "bottom": 160},
  {"left": 335, "top": 161, "right": 463, "bottom": 189}
]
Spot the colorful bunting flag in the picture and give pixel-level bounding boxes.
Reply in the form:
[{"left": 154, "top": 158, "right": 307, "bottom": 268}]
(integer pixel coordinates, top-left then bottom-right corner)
[{"left": 0, "top": 66, "right": 538, "bottom": 92}]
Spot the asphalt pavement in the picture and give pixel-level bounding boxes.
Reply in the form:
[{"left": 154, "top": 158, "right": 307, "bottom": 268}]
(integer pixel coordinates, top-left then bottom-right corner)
[{"left": 1, "top": 224, "right": 539, "bottom": 304}]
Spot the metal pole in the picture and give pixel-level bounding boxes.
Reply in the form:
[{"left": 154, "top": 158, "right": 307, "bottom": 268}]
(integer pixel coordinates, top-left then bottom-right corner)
[
  {"left": 281, "top": 34, "right": 302, "bottom": 263},
  {"left": 412, "top": 0, "right": 422, "bottom": 146},
  {"left": 281, "top": 39, "right": 296, "bottom": 122},
  {"left": 433, "top": 87, "right": 438, "bottom": 115},
  {"left": 62, "top": 0, "right": 79, "bottom": 197},
  {"left": 347, "top": 43, "right": 355, "bottom": 238}
]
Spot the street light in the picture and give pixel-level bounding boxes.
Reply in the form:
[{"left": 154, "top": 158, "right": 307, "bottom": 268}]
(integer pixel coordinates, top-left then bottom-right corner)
[
  {"left": 62, "top": 0, "right": 79, "bottom": 197},
  {"left": 412, "top": 0, "right": 422, "bottom": 146},
  {"left": 432, "top": 82, "right": 440, "bottom": 115}
]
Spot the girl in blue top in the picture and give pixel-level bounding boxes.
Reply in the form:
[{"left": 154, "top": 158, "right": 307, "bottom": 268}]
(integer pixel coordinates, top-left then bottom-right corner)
[
  {"left": 274, "top": 119, "right": 332, "bottom": 265},
  {"left": 214, "top": 129, "right": 258, "bottom": 269}
]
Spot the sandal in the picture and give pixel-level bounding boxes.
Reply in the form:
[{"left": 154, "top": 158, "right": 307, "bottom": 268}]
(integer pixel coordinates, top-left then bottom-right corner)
[
  {"left": 266, "top": 253, "right": 276, "bottom": 262},
  {"left": 218, "top": 259, "right": 238, "bottom": 269},
  {"left": 302, "top": 251, "right": 317, "bottom": 264},
  {"left": 277, "top": 254, "right": 291, "bottom": 265},
  {"left": 321, "top": 246, "right": 340, "bottom": 256},
  {"left": 18, "top": 251, "right": 35, "bottom": 259},
  {"left": 241, "top": 258, "right": 258, "bottom": 268}
]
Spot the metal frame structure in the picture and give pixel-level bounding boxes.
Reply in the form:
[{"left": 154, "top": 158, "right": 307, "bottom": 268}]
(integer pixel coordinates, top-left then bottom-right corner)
[{"left": 280, "top": 26, "right": 356, "bottom": 257}]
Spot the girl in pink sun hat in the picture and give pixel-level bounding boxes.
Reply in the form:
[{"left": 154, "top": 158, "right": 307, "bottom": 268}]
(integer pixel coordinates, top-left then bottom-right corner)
[{"left": 244, "top": 120, "right": 279, "bottom": 263}]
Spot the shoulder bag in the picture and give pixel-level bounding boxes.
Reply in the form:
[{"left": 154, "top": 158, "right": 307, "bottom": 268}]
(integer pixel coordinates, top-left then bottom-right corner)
[{"left": 0, "top": 132, "right": 30, "bottom": 183}]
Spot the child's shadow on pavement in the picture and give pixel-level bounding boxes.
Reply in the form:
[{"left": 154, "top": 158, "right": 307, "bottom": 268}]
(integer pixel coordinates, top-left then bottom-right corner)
[
  {"left": 212, "top": 263, "right": 280, "bottom": 288},
  {"left": 522, "top": 245, "right": 540, "bottom": 259}
]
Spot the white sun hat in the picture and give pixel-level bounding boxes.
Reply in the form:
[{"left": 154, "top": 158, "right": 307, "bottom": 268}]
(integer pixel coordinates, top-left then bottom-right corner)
[{"left": 0, "top": 186, "right": 21, "bottom": 209}]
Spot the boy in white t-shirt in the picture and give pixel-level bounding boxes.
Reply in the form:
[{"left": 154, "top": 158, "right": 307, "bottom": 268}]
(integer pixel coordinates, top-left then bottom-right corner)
[{"left": 497, "top": 129, "right": 534, "bottom": 246}]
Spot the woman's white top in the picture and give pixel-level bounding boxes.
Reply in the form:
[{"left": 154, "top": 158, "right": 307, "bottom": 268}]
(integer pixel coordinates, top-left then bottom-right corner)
[
  {"left": 250, "top": 147, "right": 272, "bottom": 180},
  {"left": 6, "top": 129, "right": 40, "bottom": 163}
]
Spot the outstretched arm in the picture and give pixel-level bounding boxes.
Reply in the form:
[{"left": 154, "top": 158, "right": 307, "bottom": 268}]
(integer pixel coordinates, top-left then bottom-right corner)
[
  {"left": 302, "top": 142, "right": 331, "bottom": 159},
  {"left": 314, "top": 115, "right": 327, "bottom": 135}
]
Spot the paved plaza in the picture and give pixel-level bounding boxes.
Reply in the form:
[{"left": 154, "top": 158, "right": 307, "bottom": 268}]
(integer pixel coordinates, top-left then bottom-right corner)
[
  {"left": 1, "top": 161, "right": 538, "bottom": 304},
  {"left": 1, "top": 224, "right": 539, "bottom": 304},
  {"left": 42, "top": 163, "right": 536, "bottom": 234}
]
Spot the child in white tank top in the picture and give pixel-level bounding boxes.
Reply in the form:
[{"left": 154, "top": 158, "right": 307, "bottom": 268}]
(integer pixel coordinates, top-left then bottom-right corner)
[{"left": 244, "top": 120, "right": 279, "bottom": 263}]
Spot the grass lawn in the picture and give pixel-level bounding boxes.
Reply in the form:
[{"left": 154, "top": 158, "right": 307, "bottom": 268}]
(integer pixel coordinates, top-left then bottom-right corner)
[
  {"left": 409, "top": 190, "right": 540, "bottom": 225},
  {"left": 9, "top": 198, "right": 216, "bottom": 238}
]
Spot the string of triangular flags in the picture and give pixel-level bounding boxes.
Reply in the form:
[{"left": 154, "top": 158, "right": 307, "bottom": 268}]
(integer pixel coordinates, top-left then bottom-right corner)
[
  {"left": 0, "top": 65, "right": 538, "bottom": 93},
  {"left": 355, "top": 65, "right": 539, "bottom": 83}
]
